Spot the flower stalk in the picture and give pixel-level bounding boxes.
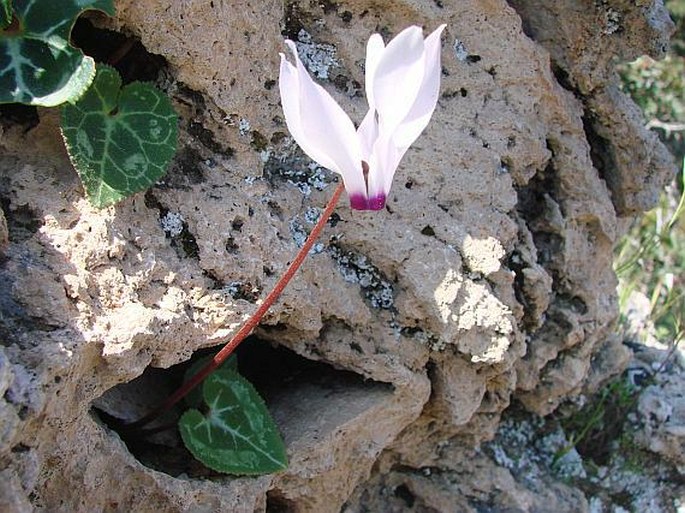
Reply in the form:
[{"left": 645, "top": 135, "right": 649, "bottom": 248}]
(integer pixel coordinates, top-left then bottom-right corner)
[{"left": 125, "top": 182, "right": 345, "bottom": 431}]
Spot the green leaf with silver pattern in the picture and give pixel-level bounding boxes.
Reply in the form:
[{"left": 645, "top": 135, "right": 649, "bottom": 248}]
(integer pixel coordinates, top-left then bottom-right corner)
[
  {"left": 0, "top": 0, "right": 114, "bottom": 106},
  {"left": 60, "top": 65, "right": 178, "bottom": 207},
  {"left": 179, "top": 367, "right": 288, "bottom": 475}
]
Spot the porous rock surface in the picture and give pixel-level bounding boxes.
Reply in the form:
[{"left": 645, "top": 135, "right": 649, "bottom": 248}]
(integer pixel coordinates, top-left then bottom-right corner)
[{"left": 0, "top": 0, "right": 676, "bottom": 511}]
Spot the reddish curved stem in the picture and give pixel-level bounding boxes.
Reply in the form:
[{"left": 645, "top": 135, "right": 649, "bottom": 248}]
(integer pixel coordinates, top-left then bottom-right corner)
[{"left": 125, "top": 183, "right": 345, "bottom": 430}]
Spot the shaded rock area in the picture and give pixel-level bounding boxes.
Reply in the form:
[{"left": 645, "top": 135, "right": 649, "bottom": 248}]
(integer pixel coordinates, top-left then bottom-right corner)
[{"left": 0, "top": 0, "right": 678, "bottom": 511}]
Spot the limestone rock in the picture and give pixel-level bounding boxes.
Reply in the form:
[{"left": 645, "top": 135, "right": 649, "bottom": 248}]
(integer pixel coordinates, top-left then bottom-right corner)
[{"left": 0, "top": 0, "right": 676, "bottom": 511}]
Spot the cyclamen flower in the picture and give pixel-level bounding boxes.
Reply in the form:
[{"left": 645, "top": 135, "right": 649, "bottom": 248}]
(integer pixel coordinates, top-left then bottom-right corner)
[{"left": 279, "top": 25, "right": 446, "bottom": 210}]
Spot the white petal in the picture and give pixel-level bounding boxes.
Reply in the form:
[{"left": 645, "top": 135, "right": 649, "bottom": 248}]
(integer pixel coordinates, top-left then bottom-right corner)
[
  {"left": 371, "top": 26, "right": 426, "bottom": 133},
  {"left": 364, "top": 34, "right": 385, "bottom": 110},
  {"left": 366, "top": 132, "right": 401, "bottom": 209},
  {"left": 279, "top": 55, "right": 333, "bottom": 168},
  {"left": 393, "top": 24, "right": 446, "bottom": 149},
  {"left": 279, "top": 41, "right": 366, "bottom": 197},
  {"left": 357, "top": 108, "right": 378, "bottom": 160}
]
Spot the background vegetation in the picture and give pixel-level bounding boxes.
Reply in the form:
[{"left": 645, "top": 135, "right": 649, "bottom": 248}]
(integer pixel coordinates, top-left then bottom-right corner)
[{"left": 616, "top": 0, "right": 684, "bottom": 348}]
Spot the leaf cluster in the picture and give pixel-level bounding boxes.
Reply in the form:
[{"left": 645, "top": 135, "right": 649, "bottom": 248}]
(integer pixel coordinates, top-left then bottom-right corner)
[{"left": 1, "top": 0, "right": 178, "bottom": 207}]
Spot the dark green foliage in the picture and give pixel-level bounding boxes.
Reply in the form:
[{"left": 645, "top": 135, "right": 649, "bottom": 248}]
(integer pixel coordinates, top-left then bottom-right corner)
[
  {"left": 0, "top": 0, "right": 115, "bottom": 106},
  {"left": 61, "top": 65, "right": 178, "bottom": 207},
  {"left": 178, "top": 366, "right": 288, "bottom": 475}
]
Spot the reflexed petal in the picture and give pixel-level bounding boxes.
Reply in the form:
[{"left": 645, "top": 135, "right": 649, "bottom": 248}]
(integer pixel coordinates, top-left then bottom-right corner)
[
  {"left": 371, "top": 26, "right": 425, "bottom": 133},
  {"left": 393, "top": 24, "right": 446, "bottom": 149},
  {"left": 279, "top": 55, "right": 335, "bottom": 172},
  {"left": 366, "top": 132, "right": 401, "bottom": 207},
  {"left": 279, "top": 41, "right": 366, "bottom": 197},
  {"left": 364, "top": 34, "right": 385, "bottom": 110},
  {"left": 357, "top": 108, "right": 378, "bottom": 160}
]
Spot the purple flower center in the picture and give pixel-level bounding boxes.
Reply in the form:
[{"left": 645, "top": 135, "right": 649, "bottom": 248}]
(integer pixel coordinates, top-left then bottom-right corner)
[
  {"left": 348, "top": 160, "right": 386, "bottom": 210},
  {"left": 349, "top": 193, "right": 386, "bottom": 210}
]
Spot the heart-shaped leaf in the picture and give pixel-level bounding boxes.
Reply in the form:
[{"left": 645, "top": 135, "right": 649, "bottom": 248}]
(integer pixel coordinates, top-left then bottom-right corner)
[
  {"left": 60, "top": 65, "right": 178, "bottom": 207},
  {"left": 179, "top": 367, "right": 288, "bottom": 475},
  {"left": 183, "top": 353, "right": 238, "bottom": 409},
  {"left": 0, "top": 0, "right": 114, "bottom": 106}
]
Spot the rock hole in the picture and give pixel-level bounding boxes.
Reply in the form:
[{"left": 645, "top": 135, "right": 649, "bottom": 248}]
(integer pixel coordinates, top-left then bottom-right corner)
[
  {"left": 250, "top": 130, "right": 269, "bottom": 152},
  {"left": 162, "top": 147, "right": 206, "bottom": 189},
  {"left": 11, "top": 443, "right": 30, "bottom": 453},
  {"left": 515, "top": 156, "right": 564, "bottom": 269},
  {"left": 231, "top": 217, "right": 244, "bottom": 232},
  {"left": 91, "top": 337, "right": 392, "bottom": 478},
  {"left": 507, "top": 250, "right": 539, "bottom": 331},
  {"left": 556, "top": 293, "right": 588, "bottom": 315},
  {"left": 70, "top": 18, "right": 168, "bottom": 84},
  {"left": 550, "top": 62, "right": 574, "bottom": 92},
  {"left": 187, "top": 121, "right": 229, "bottom": 155},
  {"left": 270, "top": 131, "right": 287, "bottom": 145},
  {"left": 225, "top": 236, "right": 239, "bottom": 254},
  {"left": 282, "top": 2, "right": 307, "bottom": 42},
  {"left": 0, "top": 201, "right": 43, "bottom": 243},
  {"left": 0, "top": 104, "right": 39, "bottom": 132},
  {"left": 266, "top": 490, "right": 296, "bottom": 513},
  {"left": 328, "top": 212, "right": 342, "bottom": 227},
  {"left": 421, "top": 225, "right": 436, "bottom": 237},
  {"left": 581, "top": 111, "right": 617, "bottom": 207},
  {"left": 393, "top": 483, "right": 416, "bottom": 507}
]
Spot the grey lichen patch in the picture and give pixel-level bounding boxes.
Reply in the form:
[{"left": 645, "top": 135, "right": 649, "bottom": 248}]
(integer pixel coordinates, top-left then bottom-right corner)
[
  {"left": 304, "top": 207, "right": 322, "bottom": 225},
  {"left": 329, "top": 245, "right": 394, "bottom": 309},
  {"left": 238, "top": 118, "right": 251, "bottom": 136},
  {"left": 485, "top": 414, "right": 587, "bottom": 482},
  {"left": 222, "top": 281, "right": 261, "bottom": 302},
  {"left": 263, "top": 140, "right": 337, "bottom": 196},
  {"left": 595, "top": 0, "right": 622, "bottom": 35},
  {"left": 160, "top": 211, "right": 184, "bottom": 237},
  {"left": 289, "top": 206, "right": 324, "bottom": 251},
  {"left": 485, "top": 378, "right": 684, "bottom": 513},
  {"left": 295, "top": 29, "right": 339, "bottom": 80},
  {"left": 289, "top": 217, "right": 324, "bottom": 253},
  {"left": 453, "top": 39, "right": 468, "bottom": 62},
  {"left": 400, "top": 326, "right": 446, "bottom": 352}
]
